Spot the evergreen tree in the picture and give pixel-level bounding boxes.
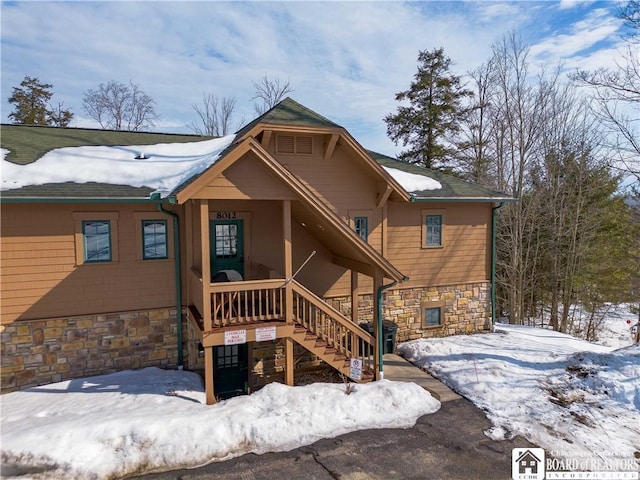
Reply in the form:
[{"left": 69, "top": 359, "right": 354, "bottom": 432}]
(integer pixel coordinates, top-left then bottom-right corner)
[
  {"left": 8, "top": 76, "right": 73, "bottom": 126},
  {"left": 384, "top": 48, "right": 473, "bottom": 170}
]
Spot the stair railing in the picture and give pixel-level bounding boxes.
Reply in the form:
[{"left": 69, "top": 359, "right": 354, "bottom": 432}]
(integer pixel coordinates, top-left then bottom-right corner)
[{"left": 290, "top": 279, "right": 375, "bottom": 372}]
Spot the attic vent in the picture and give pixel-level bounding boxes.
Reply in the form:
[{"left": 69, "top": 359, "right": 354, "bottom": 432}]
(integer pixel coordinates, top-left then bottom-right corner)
[
  {"left": 296, "top": 136, "right": 313, "bottom": 154},
  {"left": 276, "top": 135, "right": 314, "bottom": 155},
  {"left": 277, "top": 135, "right": 295, "bottom": 154}
]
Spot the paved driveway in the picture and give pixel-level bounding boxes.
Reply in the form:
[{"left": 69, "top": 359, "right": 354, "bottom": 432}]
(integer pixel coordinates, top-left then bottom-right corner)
[{"left": 132, "top": 396, "right": 536, "bottom": 480}]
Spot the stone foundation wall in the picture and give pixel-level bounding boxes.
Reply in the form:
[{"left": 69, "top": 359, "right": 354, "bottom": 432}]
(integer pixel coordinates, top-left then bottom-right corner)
[
  {"left": 249, "top": 340, "right": 328, "bottom": 391},
  {"left": 329, "top": 281, "right": 492, "bottom": 347},
  {"left": 1, "top": 308, "right": 179, "bottom": 393}
]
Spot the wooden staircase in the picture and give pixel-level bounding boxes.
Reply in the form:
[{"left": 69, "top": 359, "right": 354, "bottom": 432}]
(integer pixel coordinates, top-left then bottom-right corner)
[
  {"left": 193, "top": 277, "right": 378, "bottom": 383},
  {"left": 290, "top": 324, "right": 374, "bottom": 381},
  {"left": 289, "top": 280, "right": 376, "bottom": 382}
]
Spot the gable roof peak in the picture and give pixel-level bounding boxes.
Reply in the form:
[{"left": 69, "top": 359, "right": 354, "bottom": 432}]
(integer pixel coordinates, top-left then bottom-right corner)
[{"left": 236, "top": 97, "right": 342, "bottom": 138}]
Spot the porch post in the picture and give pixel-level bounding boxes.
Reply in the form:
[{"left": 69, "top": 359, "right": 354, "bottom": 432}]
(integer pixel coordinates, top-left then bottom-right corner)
[
  {"left": 200, "top": 200, "right": 215, "bottom": 404},
  {"left": 283, "top": 200, "right": 295, "bottom": 385},
  {"left": 373, "top": 269, "right": 383, "bottom": 380},
  {"left": 350, "top": 271, "right": 359, "bottom": 323},
  {"left": 350, "top": 271, "right": 359, "bottom": 356},
  {"left": 185, "top": 201, "right": 193, "bottom": 309}
]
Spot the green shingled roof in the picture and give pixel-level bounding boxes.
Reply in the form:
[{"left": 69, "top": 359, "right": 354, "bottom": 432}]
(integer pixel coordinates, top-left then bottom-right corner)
[
  {"left": 0, "top": 124, "right": 212, "bottom": 199},
  {"left": 367, "top": 150, "right": 514, "bottom": 201},
  {"left": 236, "top": 97, "right": 341, "bottom": 138},
  {"left": 1, "top": 100, "right": 514, "bottom": 203},
  {"left": 1, "top": 124, "right": 211, "bottom": 166}
]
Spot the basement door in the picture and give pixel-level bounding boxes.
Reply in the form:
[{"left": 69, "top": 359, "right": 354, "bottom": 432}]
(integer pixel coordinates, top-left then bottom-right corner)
[
  {"left": 213, "top": 343, "right": 249, "bottom": 400},
  {"left": 210, "top": 219, "right": 244, "bottom": 280}
]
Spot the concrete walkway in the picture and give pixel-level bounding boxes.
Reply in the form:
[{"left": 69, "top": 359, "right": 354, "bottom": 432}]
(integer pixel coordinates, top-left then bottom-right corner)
[{"left": 382, "top": 353, "right": 461, "bottom": 402}]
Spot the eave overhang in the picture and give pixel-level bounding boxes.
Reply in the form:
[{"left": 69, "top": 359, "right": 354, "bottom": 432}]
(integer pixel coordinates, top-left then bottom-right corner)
[
  {"left": 176, "top": 137, "right": 406, "bottom": 283},
  {"left": 237, "top": 122, "right": 412, "bottom": 204}
]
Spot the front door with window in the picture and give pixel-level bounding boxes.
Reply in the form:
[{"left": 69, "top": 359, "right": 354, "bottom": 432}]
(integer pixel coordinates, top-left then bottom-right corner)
[
  {"left": 210, "top": 219, "right": 244, "bottom": 281},
  {"left": 213, "top": 343, "right": 248, "bottom": 400}
]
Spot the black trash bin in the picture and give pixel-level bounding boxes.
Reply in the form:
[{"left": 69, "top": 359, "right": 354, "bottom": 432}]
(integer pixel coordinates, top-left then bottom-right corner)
[
  {"left": 359, "top": 320, "right": 398, "bottom": 354},
  {"left": 381, "top": 320, "right": 397, "bottom": 354}
]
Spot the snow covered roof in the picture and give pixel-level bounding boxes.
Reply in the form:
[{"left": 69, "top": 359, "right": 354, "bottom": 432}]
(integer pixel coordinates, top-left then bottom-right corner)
[
  {"left": 1, "top": 134, "right": 235, "bottom": 199},
  {"left": 1, "top": 99, "right": 514, "bottom": 203},
  {"left": 368, "top": 150, "right": 515, "bottom": 201}
]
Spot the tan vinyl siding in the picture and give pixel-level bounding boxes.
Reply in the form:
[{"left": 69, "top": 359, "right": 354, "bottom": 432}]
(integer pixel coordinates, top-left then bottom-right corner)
[
  {"left": 192, "top": 153, "right": 297, "bottom": 201},
  {"left": 386, "top": 201, "right": 491, "bottom": 287},
  {"left": 0, "top": 203, "right": 176, "bottom": 324},
  {"left": 269, "top": 136, "right": 382, "bottom": 216}
]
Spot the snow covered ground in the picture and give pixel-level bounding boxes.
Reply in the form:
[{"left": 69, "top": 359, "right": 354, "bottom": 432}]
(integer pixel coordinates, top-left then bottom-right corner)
[
  {"left": 0, "top": 371, "right": 439, "bottom": 479},
  {"left": 2, "top": 305, "right": 637, "bottom": 479},
  {"left": 399, "top": 304, "right": 640, "bottom": 471}
]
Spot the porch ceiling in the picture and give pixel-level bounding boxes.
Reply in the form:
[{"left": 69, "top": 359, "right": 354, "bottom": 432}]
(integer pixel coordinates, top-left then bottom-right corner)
[
  {"left": 290, "top": 200, "right": 396, "bottom": 279},
  {"left": 177, "top": 136, "right": 406, "bottom": 282}
]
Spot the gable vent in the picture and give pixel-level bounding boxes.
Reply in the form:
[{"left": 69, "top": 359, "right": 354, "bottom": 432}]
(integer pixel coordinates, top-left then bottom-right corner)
[
  {"left": 296, "top": 136, "right": 313, "bottom": 154},
  {"left": 277, "top": 135, "right": 295, "bottom": 154},
  {"left": 276, "top": 134, "right": 314, "bottom": 155}
]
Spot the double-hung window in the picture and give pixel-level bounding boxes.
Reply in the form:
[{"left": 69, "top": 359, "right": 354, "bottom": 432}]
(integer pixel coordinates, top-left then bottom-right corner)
[
  {"left": 422, "top": 210, "right": 445, "bottom": 248},
  {"left": 83, "top": 220, "right": 112, "bottom": 262},
  {"left": 133, "top": 213, "right": 171, "bottom": 261},
  {"left": 73, "top": 212, "right": 119, "bottom": 265},
  {"left": 425, "top": 215, "right": 442, "bottom": 247},
  {"left": 354, "top": 216, "right": 369, "bottom": 242},
  {"left": 142, "top": 220, "right": 168, "bottom": 260}
]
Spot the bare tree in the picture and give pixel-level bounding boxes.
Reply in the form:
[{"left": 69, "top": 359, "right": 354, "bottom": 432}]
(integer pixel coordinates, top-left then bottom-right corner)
[
  {"left": 618, "top": 0, "right": 640, "bottom": 41},
  {"left": 570, "top": 1, "right": 640, "bottom": 183},
  {"left": 190, "top": 93, "right": 237, "bottom": 136},
  {"left": 489, "top": 33, "right": 552, "bottom": 325},
  {"left": 47, "top": 101, "right": 74, "bottom": 127},
  {"left": 457, "top": 60, "right": 498, "bottom": 187},
  {"left": 82, "top": 80, "right": 157, "bottom": 131},
  {"left": 251, "top": 76, "right": 293, "bottom": 115}
]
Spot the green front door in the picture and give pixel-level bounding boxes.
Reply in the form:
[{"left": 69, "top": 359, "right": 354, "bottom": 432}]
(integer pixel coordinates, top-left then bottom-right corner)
[
  {"left": 213, "top": 343, "right": 248, "bottom": 400},
  {"left": 210, "top": 219, "right": 244, "bottom": 281}
]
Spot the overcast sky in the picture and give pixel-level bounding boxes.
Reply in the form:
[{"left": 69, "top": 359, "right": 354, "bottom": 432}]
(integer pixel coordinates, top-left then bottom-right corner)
[{"left": 0, "top": 0, "right": 629, "bottom": 157}]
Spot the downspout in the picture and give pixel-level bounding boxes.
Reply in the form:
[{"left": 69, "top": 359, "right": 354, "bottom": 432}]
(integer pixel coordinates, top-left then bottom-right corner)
[
  {"left": 491, "top": 202, "right": 505, "bottom": 332},
  {"left": 158, "top": 200, "right": 183, "bottom": 369}
]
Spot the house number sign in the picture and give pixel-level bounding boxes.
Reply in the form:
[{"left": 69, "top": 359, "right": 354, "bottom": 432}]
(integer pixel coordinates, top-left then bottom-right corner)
[{"left": 215, "top": 211, "right": 237, "bottom": 219}]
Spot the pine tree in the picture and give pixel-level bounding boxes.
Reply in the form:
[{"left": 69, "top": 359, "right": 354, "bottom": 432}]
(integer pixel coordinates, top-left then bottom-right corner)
[
  {"left": 8, "top": 76, "right": 73, "bottom": 126},
  {"left": 384, "top": 48, "right": 473, "bottom": 170}
]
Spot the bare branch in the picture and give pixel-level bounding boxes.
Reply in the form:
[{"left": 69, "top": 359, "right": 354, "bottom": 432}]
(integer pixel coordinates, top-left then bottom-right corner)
[
  {"left": 251, "top": 76, "right": 293, "bottom": 115},
  {"left": 190, "top": 93, "right": 236, "bottom": 136},
  {"left": 82, "top": 80, "right": 157, "bottom": 131}
]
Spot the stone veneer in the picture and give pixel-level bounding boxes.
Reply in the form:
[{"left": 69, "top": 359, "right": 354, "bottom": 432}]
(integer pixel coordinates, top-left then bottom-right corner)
[
  {"left": 1, "top": 282, "right": 491, "bottom": 393},
  {"left": 329, "top": 281, "right": 492, "bottom": 346},
  {"left": 1, "top": 308, "right": 179, "bottom": 393}
]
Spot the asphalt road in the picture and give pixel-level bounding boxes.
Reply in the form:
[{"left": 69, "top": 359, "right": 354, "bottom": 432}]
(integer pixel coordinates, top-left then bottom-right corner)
[{"left": 131, "top": 397, "right": 537, "bottom": 480}]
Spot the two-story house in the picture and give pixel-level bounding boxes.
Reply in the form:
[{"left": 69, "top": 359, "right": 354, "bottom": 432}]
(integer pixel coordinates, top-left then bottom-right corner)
[{"left": 0, "top": 98, "right": 512, "bottom": 403}]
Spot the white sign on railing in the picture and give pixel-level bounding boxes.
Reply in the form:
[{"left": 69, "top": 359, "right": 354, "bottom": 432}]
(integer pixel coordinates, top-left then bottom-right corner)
[
  {"left": 225, "top": 329, "right": 247, "bottom": 345},
  {"left": 349, "top": 358, "right": 363, "bottom": 381},
  {"left": 255, "top": 326, "right": 277, "bottom": 342}
]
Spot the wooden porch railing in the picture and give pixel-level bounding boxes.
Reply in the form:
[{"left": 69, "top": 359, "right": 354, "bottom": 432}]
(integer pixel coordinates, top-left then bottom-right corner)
[
  {"left": 290, "top": 280, "right": 375, "bottom": 372},
  {"left": 206, "top": 277, "right": 375, "bottom": 373},
  {"left": 210, "top": 279, "right": 285, "bottom": 327}
]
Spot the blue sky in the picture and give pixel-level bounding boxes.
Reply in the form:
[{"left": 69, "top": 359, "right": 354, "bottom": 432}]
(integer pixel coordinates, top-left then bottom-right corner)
[{"left": 0, "top": 0, "right": 628, "bottom": 157}]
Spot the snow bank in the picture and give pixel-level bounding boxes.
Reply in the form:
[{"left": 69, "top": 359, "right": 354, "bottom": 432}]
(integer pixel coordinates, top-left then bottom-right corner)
[
  {"left": 398, "top": 323, "right": 640, "bottom": 468},
  {"left": 1, "top": 368, "right": 439, "bottom": 479}
]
